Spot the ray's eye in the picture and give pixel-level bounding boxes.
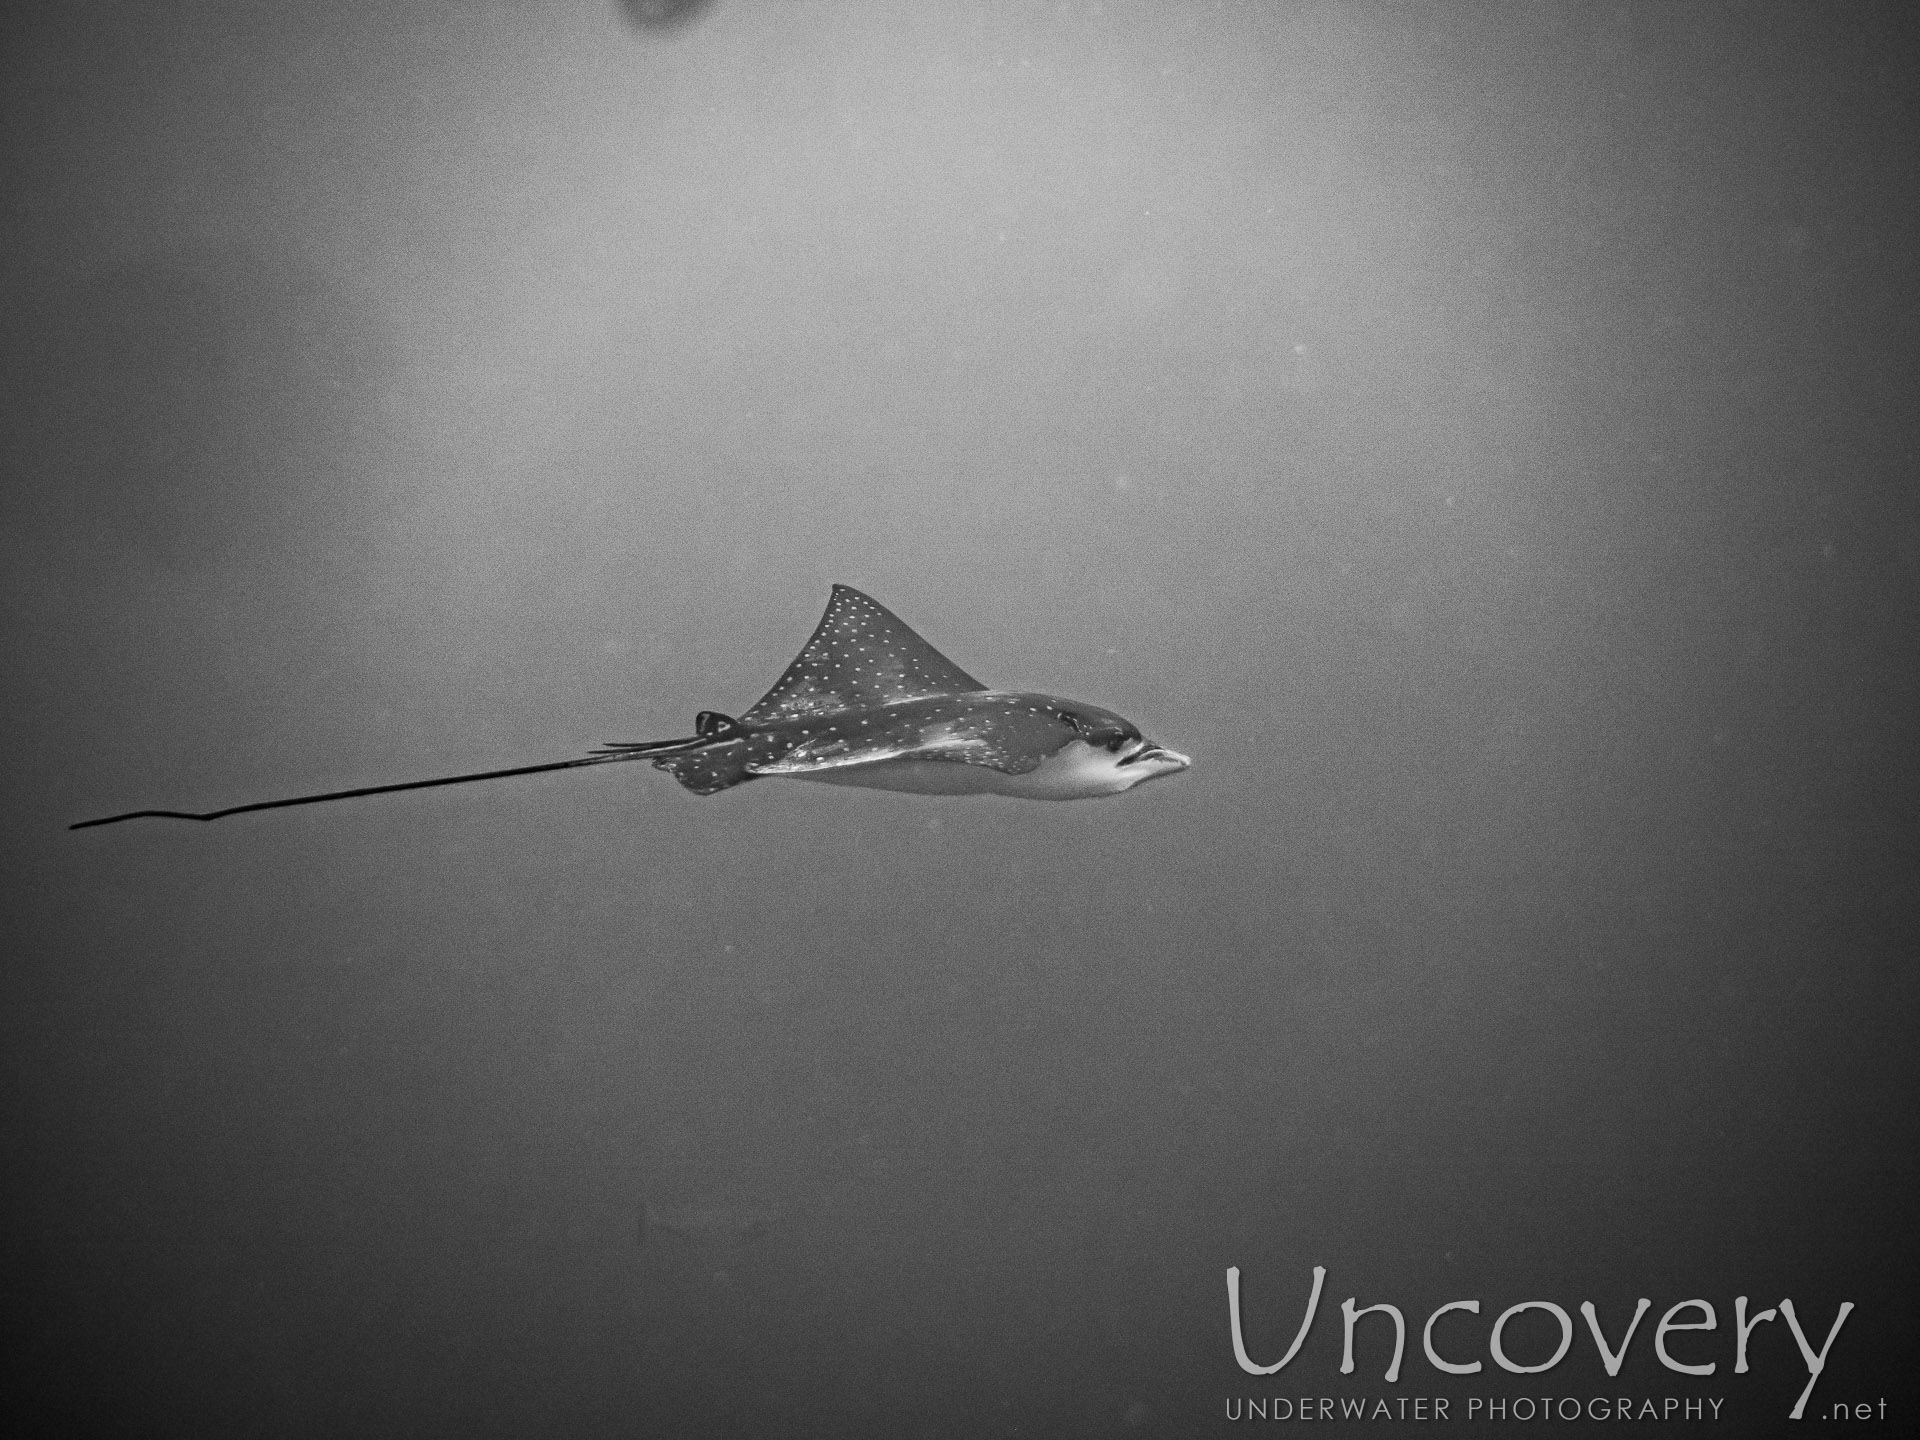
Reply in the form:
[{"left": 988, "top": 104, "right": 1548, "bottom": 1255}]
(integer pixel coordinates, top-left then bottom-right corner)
[{"left": 1105, "top": 734, "right": 1126, "bottom": 752}]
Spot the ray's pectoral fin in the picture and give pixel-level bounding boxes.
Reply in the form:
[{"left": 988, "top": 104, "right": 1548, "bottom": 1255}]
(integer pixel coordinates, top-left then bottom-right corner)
[
  {"left": 741, "top": 584, "right": 987, "bottom": 724},
  {"left": 651, "top": 739, "right": 755, "bottom": 796}
]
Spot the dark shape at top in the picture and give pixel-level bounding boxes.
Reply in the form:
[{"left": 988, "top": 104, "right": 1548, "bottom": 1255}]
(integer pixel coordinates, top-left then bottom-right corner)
[{"left": 619, "top": 0, "right": 715, "bottom": 32}]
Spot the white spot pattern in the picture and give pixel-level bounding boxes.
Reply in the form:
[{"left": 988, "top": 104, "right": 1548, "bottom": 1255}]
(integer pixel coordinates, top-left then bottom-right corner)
[{"left": 741, "top": 585, "right": 987, "bottom": 723}]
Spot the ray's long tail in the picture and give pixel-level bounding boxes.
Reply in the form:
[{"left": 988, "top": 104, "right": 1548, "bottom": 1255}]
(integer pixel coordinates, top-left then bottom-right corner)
[{"left": 69, "top": 736, "right": 711, "bottom": 830}]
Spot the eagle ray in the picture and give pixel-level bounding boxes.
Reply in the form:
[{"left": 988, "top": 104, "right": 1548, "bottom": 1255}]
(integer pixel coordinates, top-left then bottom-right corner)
[{"left": 71, "top": 584, "right": 1189, "bottom": 828}]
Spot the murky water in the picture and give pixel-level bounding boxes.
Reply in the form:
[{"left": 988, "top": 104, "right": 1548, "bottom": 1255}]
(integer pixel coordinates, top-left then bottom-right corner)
[{"left": 5, "top": 3, "right": 1914, "bottom": 1435}]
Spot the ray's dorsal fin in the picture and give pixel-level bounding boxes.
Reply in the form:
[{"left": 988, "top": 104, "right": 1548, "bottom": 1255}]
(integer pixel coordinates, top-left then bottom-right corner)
[{"left": 741, "top": 584, "right": 987, "bottom": 724}]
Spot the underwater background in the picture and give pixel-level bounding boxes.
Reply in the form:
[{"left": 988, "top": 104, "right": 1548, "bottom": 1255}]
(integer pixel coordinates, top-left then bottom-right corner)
[{"left": 4, "top": 2, "right": 1915, "bottom": 1435}]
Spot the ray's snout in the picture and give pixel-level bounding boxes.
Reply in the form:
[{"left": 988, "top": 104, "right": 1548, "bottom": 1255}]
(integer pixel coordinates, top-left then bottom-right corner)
[{"left": 1119, "top": 740, "right": 1191, "bottom": 777}]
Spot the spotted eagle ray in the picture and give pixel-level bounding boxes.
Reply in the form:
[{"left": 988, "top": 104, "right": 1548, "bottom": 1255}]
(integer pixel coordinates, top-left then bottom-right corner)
[{"left": 70, "top": 584, "right": 1189, "bottom": 829}]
